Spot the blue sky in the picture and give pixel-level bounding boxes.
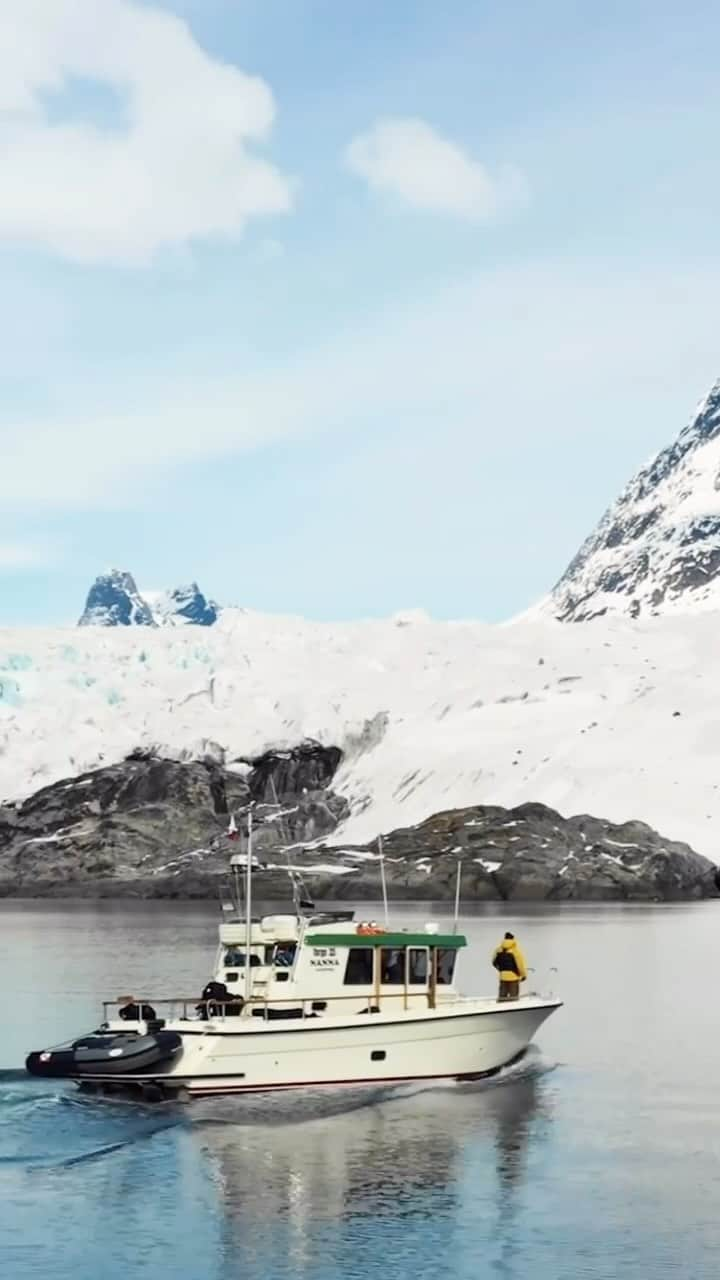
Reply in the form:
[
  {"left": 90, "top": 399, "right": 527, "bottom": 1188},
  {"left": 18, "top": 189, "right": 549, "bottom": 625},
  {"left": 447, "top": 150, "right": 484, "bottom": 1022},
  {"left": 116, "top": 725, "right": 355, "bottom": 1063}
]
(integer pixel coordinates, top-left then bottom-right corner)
[{"left": 2, "top": 0, "right": 720, "bottom": 624}]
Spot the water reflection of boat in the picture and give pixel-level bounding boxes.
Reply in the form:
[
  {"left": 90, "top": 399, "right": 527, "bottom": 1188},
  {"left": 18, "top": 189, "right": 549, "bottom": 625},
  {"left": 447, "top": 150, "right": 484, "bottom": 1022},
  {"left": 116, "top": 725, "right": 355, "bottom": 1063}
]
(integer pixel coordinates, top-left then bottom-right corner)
[{"left": 193, "top": 1067, "right": 553, "bottom": 1271}]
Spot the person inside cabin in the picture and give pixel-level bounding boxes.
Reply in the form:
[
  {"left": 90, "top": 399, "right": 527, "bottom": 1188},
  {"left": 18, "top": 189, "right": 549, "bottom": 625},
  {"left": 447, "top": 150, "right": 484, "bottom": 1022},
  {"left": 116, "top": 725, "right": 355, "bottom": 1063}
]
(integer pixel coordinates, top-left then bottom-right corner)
[
  {"left": 492, "top": 932, "right": 527, "bottom": 1001},
  {"left": 273, "top": 942, "right": 297, "bottom": 967},
  {"left": 381, "top": 949, "right": 404, "bottom": 984}
]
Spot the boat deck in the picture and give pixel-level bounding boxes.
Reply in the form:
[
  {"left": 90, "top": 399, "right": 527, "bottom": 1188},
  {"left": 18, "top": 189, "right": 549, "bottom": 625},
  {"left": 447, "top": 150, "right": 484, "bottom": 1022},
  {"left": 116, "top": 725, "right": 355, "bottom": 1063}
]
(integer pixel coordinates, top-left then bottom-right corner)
[{"left": 102, "top": 992, "right": 562, "bottom": 1038}]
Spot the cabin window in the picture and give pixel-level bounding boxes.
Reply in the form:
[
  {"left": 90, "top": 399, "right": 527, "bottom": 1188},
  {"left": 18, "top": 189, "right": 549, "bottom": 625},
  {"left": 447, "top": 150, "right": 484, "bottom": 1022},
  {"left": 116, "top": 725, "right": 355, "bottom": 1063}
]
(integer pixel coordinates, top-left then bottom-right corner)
[
  {"left": 436, "top": 948, "right": 457, "bottom": 985},
  {"left": 223, "top": 952, "right": 261, "bottom": 968},
  {"left": 344, "top": 947, "right": 374, "bottom": 985},
  {"left": 408, "top": 948, "right": 428, "bottom": 985},
  {"left": 380, "top": 947, "right": 405, "bottom": 985}
]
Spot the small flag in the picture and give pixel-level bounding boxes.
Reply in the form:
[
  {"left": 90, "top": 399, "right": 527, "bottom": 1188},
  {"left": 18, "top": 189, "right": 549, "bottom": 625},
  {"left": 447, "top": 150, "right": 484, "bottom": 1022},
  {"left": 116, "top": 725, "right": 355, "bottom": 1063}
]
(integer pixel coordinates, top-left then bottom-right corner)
[{"left": 227, "top": 813, "right": 239, "bottom": 841}]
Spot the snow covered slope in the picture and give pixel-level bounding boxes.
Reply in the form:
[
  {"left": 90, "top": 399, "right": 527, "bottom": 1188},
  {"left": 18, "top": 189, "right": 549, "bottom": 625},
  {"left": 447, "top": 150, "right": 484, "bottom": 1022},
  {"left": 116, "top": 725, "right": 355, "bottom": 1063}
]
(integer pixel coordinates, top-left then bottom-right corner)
[
  {"left": 545, "top": 378, "right": 720, "bottom": 620},
  {"left": 2, "top": 610, "right": 720, "bottom": 860}
]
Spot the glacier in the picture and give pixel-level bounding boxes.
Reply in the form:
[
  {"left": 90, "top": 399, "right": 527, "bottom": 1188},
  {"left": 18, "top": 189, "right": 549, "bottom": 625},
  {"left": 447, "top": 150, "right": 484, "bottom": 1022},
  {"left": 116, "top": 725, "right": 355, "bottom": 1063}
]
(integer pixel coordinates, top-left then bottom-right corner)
[{"left": 1, "top": 607, "right": 720, "bottom": 861}]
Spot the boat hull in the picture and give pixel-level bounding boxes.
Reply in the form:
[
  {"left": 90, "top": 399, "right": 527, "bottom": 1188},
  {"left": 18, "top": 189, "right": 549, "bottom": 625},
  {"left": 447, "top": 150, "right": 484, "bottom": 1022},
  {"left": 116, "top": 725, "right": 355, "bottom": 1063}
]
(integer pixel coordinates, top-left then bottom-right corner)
[{"left": 60, "top": 998, "right": 561, "bottom": 1099}]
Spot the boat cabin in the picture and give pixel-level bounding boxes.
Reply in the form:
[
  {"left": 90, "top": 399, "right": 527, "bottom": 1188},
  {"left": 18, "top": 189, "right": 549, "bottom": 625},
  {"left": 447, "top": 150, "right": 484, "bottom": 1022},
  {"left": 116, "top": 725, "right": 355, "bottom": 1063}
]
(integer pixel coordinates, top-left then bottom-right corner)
[{"left": 211, "top": 912, "right": 466, "bottom": 1016}]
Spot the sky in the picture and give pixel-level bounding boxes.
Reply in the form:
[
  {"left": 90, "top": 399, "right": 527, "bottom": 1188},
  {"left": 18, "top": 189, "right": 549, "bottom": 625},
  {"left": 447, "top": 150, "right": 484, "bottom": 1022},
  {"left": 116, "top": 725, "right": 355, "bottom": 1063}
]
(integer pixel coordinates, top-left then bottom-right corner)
[{"left": 2, "top": 0, "right": 720, "bottom": 625}]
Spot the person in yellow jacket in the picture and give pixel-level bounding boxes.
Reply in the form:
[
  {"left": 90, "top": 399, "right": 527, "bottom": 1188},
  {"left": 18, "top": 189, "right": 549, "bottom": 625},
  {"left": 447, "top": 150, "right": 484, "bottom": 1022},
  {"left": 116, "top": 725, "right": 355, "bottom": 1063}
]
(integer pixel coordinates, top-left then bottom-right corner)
[{"left": 492, "top": 932, "right": 527, "bottom": 1001}]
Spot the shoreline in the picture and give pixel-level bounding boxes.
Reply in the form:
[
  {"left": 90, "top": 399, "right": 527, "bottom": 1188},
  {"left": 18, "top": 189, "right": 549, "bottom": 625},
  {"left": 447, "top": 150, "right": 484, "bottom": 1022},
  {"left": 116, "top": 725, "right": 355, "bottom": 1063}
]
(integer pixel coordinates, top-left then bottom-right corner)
[{"left": 1, "top": 879, "right": 716, "bottom": 904}]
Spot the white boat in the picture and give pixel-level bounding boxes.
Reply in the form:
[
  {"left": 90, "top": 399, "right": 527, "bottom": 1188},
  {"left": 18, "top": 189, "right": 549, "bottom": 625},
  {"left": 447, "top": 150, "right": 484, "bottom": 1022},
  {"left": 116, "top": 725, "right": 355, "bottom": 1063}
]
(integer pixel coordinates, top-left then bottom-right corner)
[{"left": 25, "top": 820, "right": 561, "bottom": 1101}]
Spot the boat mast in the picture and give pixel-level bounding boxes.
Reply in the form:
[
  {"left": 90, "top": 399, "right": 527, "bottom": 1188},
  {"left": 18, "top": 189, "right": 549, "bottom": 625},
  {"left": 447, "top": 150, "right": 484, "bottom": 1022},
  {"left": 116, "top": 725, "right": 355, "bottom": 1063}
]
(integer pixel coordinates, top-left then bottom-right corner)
[
  {"left": 244, "top": 805, "right": 253, "bottom": 1003},
  {"left": 232, "top": 852, "right": 241, "bottom": 917}
]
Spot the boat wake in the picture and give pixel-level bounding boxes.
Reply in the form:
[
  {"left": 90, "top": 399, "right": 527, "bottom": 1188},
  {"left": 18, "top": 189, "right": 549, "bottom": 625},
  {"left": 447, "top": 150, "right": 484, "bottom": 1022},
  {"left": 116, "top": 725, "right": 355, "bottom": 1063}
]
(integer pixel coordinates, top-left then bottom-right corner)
[
  {"left": 0, "top": 1070, "right": 183, "bottom": 1169},
  {"left": 372, "top": 1043, "right": 557, "bottom": 1105}
]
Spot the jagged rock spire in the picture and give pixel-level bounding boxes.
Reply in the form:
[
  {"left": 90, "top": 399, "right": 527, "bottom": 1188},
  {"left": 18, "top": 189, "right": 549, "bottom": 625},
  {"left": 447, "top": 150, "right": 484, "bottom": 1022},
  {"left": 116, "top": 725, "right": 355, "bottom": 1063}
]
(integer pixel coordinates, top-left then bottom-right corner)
[{"left": 78, "top": 570, "right": 156, "bottom": 627}]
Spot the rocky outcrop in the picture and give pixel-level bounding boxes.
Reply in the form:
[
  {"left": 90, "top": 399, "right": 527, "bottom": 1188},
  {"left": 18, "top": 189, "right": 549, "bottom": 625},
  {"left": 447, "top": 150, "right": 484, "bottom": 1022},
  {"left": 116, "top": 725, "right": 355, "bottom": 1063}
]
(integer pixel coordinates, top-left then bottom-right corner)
[
  {"left": 248, "top": 743, "right": 343, "bottom": 804},
  {"left": 544, "top": 377, "right": 720, "bottom": 620},
  {"left": 78, "top": 571, "right": 220, "bottom": 627},
  {"left": 0, "top": 743, "right": 349, "bottom": 896},
  {"left": 0, "top": 751, "right": 714, "bottom": 900},
  {"left": 316, "top": 801, "right": 716, "bottom": 902},
  {"left": 78, "top": 570, "right": 156, "bottom": 628}
]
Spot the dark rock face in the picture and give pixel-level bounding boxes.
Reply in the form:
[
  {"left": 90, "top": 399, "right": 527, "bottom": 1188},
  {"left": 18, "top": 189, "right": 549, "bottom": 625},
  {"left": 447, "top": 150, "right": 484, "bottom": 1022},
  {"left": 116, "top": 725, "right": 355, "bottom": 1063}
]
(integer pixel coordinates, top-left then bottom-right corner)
[
  {"left": 0, "top": 743, "right": 349, "bottom": 897},
  {"left": 248, "top": 743, "right": 343, "bottom": 804},
  {"left": 0, "top": 749, "right": 714, "bottom": 901},
  {"left": 546, "top": 378, "right": 720, "bottom": 619},
  {"left": 78, "top": 571, "right": 156, "bottom": 628}
]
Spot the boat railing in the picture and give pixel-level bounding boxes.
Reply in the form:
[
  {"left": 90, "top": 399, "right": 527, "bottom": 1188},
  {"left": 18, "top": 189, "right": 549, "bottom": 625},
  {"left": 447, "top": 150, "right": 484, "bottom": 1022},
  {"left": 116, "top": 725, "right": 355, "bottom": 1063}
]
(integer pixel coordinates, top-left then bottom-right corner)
[{"left": 101, "top": 990, "right": 445, "bottom": 1024}]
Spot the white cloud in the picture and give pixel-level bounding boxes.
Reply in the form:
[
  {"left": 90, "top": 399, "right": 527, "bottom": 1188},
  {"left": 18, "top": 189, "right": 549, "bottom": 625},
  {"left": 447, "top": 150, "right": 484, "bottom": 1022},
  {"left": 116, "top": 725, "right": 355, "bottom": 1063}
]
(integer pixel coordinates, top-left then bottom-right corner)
[
  {"left": 344, "top": 116, "right": 526, "bottom": 218},
  {"left": 0, "top": 0, "right": 292, "bottom": 265}
]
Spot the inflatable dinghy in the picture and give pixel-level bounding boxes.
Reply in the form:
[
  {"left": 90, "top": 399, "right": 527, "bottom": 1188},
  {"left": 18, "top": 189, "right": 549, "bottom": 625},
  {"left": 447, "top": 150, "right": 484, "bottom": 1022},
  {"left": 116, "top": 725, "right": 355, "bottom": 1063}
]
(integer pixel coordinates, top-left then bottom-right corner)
[{"left": 26, "top": 1029, "right": 183, "bottom": 1079}]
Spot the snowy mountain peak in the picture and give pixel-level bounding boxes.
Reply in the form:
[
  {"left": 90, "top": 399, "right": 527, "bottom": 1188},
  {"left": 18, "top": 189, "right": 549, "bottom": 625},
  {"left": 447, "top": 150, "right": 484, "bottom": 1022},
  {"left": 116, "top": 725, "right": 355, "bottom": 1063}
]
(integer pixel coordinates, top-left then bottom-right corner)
[
  {"left": 545, "top": 376, "right": 720, "bottom": 621},
  {"left": 78, "top": 573, "right": 219, "bottom": 627},
  {"left": 78, "top": 570, "right": 156, "bottom": 628}
]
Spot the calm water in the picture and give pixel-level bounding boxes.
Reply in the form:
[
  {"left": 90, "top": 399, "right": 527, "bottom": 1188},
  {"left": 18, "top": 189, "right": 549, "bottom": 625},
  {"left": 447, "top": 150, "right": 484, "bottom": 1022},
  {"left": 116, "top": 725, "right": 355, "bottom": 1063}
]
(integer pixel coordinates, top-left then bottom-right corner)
[{"left": 1, "top": 899, "right": 719, "bottom": 1279}]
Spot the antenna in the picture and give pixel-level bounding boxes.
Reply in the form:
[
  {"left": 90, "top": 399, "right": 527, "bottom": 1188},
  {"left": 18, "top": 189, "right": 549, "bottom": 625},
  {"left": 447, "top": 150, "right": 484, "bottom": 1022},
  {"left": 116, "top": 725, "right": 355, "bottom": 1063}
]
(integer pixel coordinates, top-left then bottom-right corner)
[
  {"left": 244, "top": 805, "right": 253, "bottom": 1003},
  {"left": 379, "top": 833, "right": 389, "bottom": 929},
  {"left": 452, "top": 858, "right": 463, "bottom": 934},
  {"left": 288, "top": 867, "right": 301, "bottom": 915}
]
